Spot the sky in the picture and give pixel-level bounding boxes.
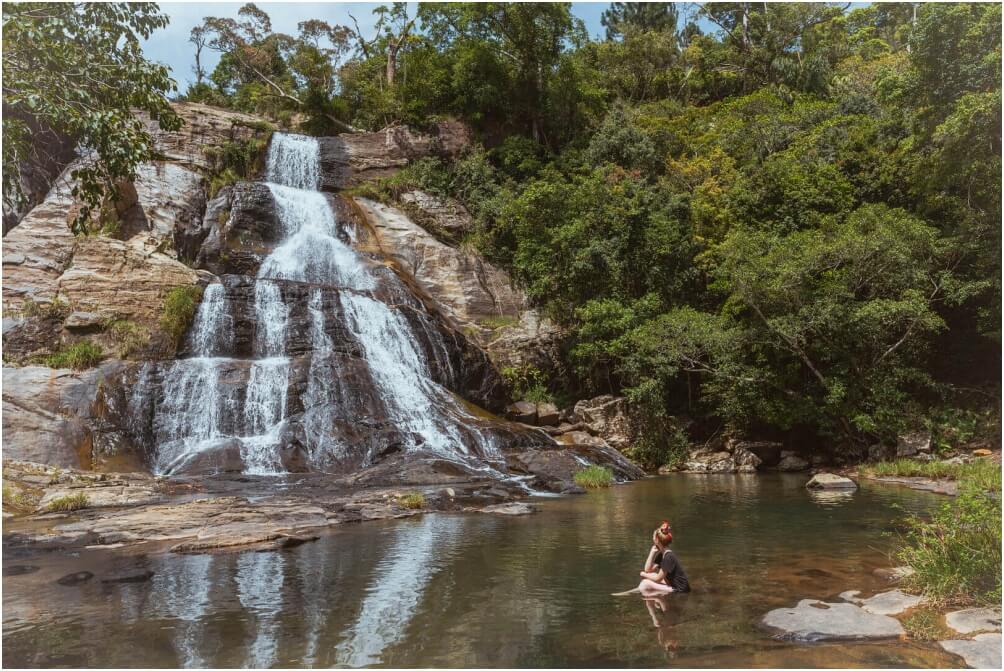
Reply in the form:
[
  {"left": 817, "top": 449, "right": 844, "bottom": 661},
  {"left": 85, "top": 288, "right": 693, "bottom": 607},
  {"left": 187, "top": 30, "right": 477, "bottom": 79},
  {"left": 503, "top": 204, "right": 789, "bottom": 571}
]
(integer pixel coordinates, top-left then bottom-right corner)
[{"left": 144, "top": 1, "right": 707, "bottom": 91}]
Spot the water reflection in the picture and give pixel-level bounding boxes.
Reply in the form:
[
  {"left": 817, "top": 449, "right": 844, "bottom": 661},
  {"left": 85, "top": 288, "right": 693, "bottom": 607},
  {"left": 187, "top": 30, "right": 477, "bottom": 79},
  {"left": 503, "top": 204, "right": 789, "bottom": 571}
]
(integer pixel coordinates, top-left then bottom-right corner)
[
  {"left": 334, "top": 514, "right": 465, "bottom": 667},
  {"left": 235, "top": 551, "right": 285, "bottom": 668},
  {"left": 144, "top": 554, "right": 215, "bottom": 668},
  {"left": 2, "top": 475, "right": 954, "bottom": 669},
  {"left": 808, "top": 488, "right": 857, "bottom": 507}
]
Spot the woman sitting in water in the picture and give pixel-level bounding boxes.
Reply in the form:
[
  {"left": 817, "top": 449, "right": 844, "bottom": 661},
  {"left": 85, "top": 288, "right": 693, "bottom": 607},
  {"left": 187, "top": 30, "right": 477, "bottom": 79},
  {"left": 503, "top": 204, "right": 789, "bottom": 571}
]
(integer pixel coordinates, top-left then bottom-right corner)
[{"left": 638, "top": 521, "right": 691, "bottom": 595}]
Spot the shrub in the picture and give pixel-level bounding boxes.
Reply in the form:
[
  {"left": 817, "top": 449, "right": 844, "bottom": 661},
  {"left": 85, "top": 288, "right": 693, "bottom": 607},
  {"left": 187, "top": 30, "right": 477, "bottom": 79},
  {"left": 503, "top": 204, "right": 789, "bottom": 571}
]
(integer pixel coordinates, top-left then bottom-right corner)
[
  {"left": 897, "top": 468, "right": 1002, "bottom": 605},
  {"left": 624, "top": 424, "right": 691, "bottom": 471},
  {"left": 44, "top": 492, "right": 89, "bottom": 513},
  {"left": 398, "top": 492, "right": 426, "bottom": 509},
  {"left": 106, "top": 319, "right": 149, "bottom": 359},
  {"left": 574, "top": 465, "right": 615, "bottom": 489},
  {"left": 2, "top": 482, "right": 37, "bottom": 510},
  {"left": 160, "top": 286, "right": 203, "bottom": 347},
  {"left": 501, "top": 363, "right": 551, "bottom": 403},
  {"left": 19, "top": 296, "right": 69, "bottom": 319},
  {"left": 43, "top": 342, "right": 103, "bottom": 370}
]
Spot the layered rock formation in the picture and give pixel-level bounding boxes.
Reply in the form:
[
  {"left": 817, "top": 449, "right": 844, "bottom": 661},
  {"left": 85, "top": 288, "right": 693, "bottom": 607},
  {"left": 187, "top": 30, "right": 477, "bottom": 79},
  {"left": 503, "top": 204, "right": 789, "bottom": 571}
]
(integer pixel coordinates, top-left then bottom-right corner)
[{"left": 3, "top": 103, "right": 633, "bottom": 498}]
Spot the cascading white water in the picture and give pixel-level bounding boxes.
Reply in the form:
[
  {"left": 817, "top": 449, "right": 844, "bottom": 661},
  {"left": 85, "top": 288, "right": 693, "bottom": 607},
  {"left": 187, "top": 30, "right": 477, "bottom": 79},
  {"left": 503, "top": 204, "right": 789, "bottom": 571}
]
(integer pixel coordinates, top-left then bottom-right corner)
[{"left": 140, "top": 132, "right": 503, "bottom": 475}]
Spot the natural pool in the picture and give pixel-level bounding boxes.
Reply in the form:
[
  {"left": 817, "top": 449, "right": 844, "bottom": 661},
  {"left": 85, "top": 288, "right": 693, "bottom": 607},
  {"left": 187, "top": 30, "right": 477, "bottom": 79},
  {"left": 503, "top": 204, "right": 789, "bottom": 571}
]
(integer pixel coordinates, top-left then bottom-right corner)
[{"left": 2, "top": 474, "right": 962, "bottom": 668}]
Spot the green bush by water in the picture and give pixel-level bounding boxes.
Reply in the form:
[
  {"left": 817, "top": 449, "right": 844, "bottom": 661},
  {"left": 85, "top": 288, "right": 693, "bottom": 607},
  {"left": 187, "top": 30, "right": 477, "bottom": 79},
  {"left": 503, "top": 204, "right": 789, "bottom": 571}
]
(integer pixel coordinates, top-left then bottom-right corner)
[
  {"left": 574, "top": 465, "right": 614, "bottom": 489},
  {"left": 43, "top": 342, "right": 103, "bottom": 370},
  {"left": 160, "top": 286, "right": 203, "bottom": 347},
  {"left": 897, "top": 464, "right": 1002, "bottom": 606}
]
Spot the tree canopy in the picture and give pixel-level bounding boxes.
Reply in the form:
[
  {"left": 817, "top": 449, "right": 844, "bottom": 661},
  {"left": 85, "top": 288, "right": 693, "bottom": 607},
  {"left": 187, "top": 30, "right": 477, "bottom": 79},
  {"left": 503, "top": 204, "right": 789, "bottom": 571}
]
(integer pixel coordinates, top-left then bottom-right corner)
[{"left": 2, "top": 2, "right": 181, "bottom": 232}]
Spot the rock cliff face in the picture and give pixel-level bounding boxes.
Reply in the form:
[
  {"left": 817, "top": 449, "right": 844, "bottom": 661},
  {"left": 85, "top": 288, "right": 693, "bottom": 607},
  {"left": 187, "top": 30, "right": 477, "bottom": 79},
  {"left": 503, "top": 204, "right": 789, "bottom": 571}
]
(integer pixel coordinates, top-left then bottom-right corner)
[{"left": 3, "top": 104, "right": 628, "bottom": 492}]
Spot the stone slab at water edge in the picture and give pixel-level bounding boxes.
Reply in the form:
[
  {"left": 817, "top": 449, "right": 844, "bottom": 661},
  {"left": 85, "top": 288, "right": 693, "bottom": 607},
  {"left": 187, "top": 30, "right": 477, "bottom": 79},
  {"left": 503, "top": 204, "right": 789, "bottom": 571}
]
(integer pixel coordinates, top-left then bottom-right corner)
[
  {"left": 939, "top": 634, "right": 1002, "bottom": 669},
  {"left": 945, "top": 608, "right": 1002, "bottom": 634},
  {"left": 760, "top": 599, "right": 905, "bottom": 641}
]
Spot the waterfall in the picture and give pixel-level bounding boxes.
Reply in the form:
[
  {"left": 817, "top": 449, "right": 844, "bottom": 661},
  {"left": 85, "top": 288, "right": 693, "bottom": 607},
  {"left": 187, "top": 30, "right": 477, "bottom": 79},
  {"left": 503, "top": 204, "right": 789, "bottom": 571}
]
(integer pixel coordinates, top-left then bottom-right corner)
[{"left": 134, "top": 132, "right": 504, "bottom": 475}]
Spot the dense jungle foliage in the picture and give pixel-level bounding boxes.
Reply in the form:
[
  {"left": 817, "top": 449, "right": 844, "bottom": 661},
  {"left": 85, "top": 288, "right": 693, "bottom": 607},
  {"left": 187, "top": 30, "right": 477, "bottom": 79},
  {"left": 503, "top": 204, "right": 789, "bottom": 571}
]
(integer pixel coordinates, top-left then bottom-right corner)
[
  {"left": 173, "top": 1, "right": 1004, "bottom": 458},
  {"left": 6, "top": 3, "right": 1000, "bottom": 461}
]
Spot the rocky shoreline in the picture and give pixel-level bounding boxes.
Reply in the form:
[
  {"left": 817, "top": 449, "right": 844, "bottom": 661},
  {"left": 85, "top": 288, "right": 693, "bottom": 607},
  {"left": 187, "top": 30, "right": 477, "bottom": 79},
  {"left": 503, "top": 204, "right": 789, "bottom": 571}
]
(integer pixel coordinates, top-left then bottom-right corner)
[{"left": 762, "top": 587, "right": 1001, "bottom": 669}]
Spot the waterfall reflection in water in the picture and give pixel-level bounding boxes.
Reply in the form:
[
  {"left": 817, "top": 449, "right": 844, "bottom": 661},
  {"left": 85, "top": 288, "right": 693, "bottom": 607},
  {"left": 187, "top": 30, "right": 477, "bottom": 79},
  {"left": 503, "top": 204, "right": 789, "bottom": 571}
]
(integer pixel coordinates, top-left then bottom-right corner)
[
  {"left": 334, "top": 515, "right": 466, "bottom": 667},
  {"left": 235, "top": 552, "right": 286, "bottom": 668}
]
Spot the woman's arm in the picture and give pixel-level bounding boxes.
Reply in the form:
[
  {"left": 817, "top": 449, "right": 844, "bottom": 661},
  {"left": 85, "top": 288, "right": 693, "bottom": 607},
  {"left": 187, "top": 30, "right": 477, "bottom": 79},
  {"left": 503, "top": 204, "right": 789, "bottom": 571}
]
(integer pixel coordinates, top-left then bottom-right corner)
[
  {"left": 640, "top": 568, "right": 668, "bottom": 583},
  {"left": 644, "top": 544, "right": 660, "bottom": 572}
]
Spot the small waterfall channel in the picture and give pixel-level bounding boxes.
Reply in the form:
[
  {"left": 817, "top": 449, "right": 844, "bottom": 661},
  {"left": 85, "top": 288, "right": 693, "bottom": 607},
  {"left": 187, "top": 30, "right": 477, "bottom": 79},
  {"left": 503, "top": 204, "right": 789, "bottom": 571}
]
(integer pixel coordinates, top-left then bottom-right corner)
[{"left": 130, "top": 133, "right": 505, "bottom": 476}]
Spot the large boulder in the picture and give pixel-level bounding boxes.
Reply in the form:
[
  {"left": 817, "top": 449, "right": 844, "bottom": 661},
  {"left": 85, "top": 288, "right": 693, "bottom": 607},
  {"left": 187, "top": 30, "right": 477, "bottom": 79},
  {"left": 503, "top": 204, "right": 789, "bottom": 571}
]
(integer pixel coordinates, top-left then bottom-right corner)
[
  {"left": 777, "top": 451, "right": 810, "bottom": 472},
  {"left": 806, "top": 473, "right": 858, "bottom": 489},
  {"left": 729, "top": 440, "right": 782, "bottom": 467},
  {"left": 573, "top": 395, "right": 636, "bottom": 451},
  {"left": 318, "top": 121, "right": 472, "bottom": 191},
  {"left": 897, "top": 430, "right": 932, "bottom": 457},
  {"left": 1, "top": 363, "right": 127, "bottom": 468},
  {"left": 505, "top": 443, "right": 644, "bottom": 493},
  {"left": 684, "top": 450, "right": 736, "bottom": 473}
]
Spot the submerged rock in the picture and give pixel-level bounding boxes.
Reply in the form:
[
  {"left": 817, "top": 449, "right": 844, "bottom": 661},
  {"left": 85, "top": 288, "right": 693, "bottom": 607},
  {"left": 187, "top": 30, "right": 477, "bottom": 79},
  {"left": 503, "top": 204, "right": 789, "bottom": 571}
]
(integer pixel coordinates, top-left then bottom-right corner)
[
  {"left": 56, "top": 571, "right": 94, "bottom": 586},
  {"left": 760, "top": 599, "right": 905, "bottom": 641},
  {"left": 939, "top": 633, "right": 1002, "bottom": 669},
  {"left": 806, "top": 473, "right": 858, "bottom": 489},
  {"left": 839, "top": 589, "right": 924, "bottom": 615},
  {"left": 480, "top": 502, "right": 535, "bottom": 515}
]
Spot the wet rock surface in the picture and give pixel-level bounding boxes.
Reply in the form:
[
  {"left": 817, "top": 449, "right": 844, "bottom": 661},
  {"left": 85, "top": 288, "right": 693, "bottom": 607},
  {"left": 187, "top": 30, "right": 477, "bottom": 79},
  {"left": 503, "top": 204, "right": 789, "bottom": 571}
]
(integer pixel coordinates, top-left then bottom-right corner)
[
  {"left": 838, "top": 589, "right": 925, "bottom": 615},
  {"left": 939, "top": 633, "right": 1002, "bottom": 669},
  {"left": 760, "top": 599, "right": 906, "bottom": 641},
  {"left": 946, "top": 608, "right": 1003, "bottom": 634}
]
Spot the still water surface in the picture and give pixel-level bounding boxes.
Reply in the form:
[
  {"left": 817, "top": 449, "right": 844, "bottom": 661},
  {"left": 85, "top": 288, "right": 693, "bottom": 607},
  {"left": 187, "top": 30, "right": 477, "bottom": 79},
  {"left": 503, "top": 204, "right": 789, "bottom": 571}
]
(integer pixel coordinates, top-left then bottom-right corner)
[{"left": 2, "top": 474, "right": 961, "bottom": 667}]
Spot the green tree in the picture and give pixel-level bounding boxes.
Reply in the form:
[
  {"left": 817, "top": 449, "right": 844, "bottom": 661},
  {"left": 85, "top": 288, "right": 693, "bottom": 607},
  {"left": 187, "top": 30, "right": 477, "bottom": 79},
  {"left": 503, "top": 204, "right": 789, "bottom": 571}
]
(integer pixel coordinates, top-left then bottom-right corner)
[
  {"left": 2, "top": 2, "right": 181, "bottom": 233},
  {"left": 601, "top": 2, "right": 679, "bottom": 40}
]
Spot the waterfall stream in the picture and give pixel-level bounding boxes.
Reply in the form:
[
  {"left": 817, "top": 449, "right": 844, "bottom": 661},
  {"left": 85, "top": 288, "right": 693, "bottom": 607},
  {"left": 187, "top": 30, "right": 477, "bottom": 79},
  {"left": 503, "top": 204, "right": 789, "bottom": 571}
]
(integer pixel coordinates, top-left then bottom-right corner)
[{"left": 134, "top": 133, "right": 504, "bottom": 475}]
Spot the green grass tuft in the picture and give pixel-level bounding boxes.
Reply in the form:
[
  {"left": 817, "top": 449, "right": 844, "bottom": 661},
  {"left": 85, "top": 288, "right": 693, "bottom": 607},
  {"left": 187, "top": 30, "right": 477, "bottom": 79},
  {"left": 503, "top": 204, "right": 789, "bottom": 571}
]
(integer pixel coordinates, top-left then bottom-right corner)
[
  {"left": 397, "top": 492, "right": 426, "bottom": 509},
  {"left": 160, "top": 286, "right": 203, "bottom": 347},
  {"left": 44, "top": 492, "right": 89, "bottom": 513},
  {"left": 574, "top": 465, "right": 615, "bottom": 489},
  {"left": 42, "top": 342, "right": 103, "bottom": 370},
  {"left": 862, "top": 458, "right": 1000, "bottom": 491},
  {"left": 901, "top": 607, "right": 956, "bottom": 641},
  {"left": 479, "top": 315, "right": 520, "bottom": 330}
]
